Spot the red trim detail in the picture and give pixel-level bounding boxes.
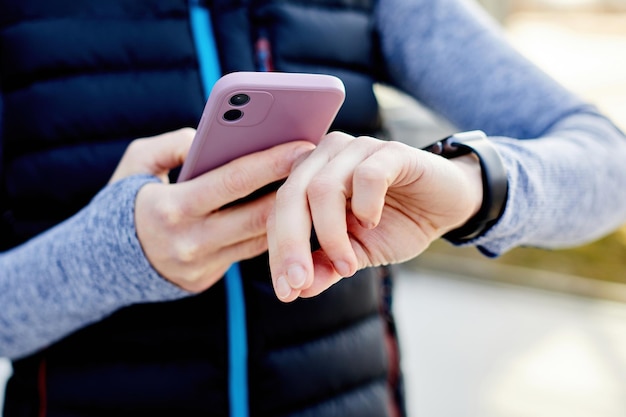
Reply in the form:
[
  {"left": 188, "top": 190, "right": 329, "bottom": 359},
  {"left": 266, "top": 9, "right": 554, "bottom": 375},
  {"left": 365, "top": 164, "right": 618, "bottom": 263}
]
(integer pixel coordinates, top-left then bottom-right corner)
[
  {"left": 37, "top": 359, "right": 47, "bottom": 417},
  {"left": 385, "top": 332, "right": 402, "bottom": 417},
  {"left": 378, "top": 266, "right": 404, "bottom": 417},
  {"left": 254, "top": 36, "right": 274, "bottom": 72}
]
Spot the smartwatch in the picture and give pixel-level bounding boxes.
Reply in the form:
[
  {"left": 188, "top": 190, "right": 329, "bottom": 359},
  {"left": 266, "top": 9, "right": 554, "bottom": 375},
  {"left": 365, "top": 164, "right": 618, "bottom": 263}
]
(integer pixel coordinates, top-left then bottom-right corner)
[{"left": 422, "top": 130, "right": 508, "bottom": 243}]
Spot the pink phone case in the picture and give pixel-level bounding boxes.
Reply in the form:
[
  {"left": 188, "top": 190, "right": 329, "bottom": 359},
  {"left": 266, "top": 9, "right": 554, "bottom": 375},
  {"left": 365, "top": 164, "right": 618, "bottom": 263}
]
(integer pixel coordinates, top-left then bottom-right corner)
[{"left": 177, "top": 71, "right": 346, "bottom": 182}]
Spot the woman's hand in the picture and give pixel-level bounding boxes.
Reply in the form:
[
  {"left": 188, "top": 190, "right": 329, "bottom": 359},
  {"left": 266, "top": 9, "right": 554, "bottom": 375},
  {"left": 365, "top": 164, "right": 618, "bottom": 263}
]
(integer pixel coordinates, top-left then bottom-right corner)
[
  {"left": 267, "top": 132, "right": 483, "bottom": 302},
  {"left": 111, "top": 129, "right": 314, "bottom": 292},
  {"left": 110, "top": 128, "right": 315, "bottom": 292}
]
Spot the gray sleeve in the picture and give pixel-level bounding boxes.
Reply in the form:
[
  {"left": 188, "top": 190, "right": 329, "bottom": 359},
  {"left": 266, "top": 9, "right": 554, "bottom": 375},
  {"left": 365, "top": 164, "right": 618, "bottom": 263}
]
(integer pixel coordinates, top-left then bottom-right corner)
[
  {"left": 0, "top": 175, "right": 189, "bottom": 359},
  {"left": 376, "top": 0, "right": 626, "bottom": 255}
]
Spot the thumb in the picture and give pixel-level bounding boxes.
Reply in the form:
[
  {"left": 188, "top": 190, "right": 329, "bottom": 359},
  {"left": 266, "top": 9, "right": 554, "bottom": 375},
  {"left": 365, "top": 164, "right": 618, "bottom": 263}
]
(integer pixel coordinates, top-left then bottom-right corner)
[{"left": 109, "top": 128, "right": 195, "bottom": 184}]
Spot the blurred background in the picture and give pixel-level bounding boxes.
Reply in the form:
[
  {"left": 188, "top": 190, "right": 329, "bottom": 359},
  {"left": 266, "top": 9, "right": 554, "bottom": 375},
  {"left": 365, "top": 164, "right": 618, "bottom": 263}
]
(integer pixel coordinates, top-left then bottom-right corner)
[{"left": 1, "top": 0, "right": 626, "bottom": 415}]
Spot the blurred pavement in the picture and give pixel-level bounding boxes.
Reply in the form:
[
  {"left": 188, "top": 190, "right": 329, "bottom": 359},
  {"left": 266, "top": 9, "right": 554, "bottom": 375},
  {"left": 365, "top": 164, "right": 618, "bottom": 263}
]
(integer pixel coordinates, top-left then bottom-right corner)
[
  {"left": 394, "top": 266, "right": 626, "bottom": 417},
  {"left": 0, "top": 359, "right": 8, "bottom": 412}
]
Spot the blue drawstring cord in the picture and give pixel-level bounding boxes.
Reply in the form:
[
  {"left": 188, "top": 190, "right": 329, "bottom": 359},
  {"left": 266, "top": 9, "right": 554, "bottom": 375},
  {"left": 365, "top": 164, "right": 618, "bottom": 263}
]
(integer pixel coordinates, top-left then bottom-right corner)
[
  {"left": 188, "top": 2, "right": 249, "bottom": 417},
  {"left": 224, "top": 263, "right": 249, "bottom": 417},
  {"left": 189, "top": 1, "right": 222, "bottom": 94}
]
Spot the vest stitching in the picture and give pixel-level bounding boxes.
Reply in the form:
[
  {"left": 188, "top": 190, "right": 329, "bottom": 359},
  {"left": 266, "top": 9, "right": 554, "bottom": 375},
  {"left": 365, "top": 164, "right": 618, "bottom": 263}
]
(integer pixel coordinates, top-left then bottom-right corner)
[
  {"left": 277, "top": 374, "right": 389, "bottom": 417},
  {"left": 264, "top": 310, "right": 381, "bottom": 351}
]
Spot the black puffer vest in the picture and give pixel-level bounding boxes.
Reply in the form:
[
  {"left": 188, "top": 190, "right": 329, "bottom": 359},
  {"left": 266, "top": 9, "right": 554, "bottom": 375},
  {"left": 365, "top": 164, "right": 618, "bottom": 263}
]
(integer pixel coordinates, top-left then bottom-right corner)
[{"left": 1, "top": 1, "right": 403, "bottom": 416}]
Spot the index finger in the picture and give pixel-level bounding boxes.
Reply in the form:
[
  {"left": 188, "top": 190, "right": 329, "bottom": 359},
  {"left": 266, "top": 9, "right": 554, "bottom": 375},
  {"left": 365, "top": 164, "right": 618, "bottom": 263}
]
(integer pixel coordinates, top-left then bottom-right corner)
[
  {"left": 174, "top": 141, "right": 315, "bottom": 216},
  {"left": 267, "top": 132, "right": 356, "bottom": 300}
]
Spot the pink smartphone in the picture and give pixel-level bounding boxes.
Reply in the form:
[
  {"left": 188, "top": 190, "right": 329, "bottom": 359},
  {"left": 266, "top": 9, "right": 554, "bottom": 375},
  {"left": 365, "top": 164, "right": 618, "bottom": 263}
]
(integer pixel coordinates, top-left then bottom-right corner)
[{"left": 177, "top": 71, "right": 346, "bottom": 182}]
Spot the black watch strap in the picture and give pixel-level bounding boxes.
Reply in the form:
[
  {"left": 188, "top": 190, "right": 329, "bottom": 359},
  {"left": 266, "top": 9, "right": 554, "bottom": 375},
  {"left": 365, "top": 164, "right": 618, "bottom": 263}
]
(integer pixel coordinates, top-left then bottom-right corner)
[{"left": 422, "top": 130, "right": 508, "bottom": 243}]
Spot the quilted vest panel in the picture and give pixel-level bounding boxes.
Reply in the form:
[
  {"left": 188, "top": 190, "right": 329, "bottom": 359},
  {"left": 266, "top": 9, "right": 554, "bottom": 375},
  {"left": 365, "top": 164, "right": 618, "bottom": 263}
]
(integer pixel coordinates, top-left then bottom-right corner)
[
  {"left": 0, "top": 0, "right": 205, "bottom": 248},
  {"left": 1, "top": 0, "right": 401, "bottom": 416}
]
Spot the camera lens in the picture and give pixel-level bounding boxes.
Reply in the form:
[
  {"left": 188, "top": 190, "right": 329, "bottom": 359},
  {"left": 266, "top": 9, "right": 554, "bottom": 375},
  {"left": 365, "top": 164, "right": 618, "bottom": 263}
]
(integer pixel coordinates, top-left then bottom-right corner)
[
  {"left": 229, "top": 93, "right": 250, "bottom": 106},
  {"left": 223, "top": 109, "right": 243, "bottom": 121}
]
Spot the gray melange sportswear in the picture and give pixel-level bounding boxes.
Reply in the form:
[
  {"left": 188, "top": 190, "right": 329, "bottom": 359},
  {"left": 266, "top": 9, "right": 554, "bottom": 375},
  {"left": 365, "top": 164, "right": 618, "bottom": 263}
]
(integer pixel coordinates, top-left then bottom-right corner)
[{"left": 2, "top": 0, "right": 626, "bottom": 359}]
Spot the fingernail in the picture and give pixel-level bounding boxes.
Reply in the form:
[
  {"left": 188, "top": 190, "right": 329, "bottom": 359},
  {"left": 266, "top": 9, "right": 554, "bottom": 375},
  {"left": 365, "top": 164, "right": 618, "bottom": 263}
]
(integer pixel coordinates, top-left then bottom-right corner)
[
  {"left": 359, "top": 219, "right": 377, "bottom": 230},
  {"left": 275, "top": 275, "right": 292, "bottom": 299},
  {"left": 286, "top": 264, "right": 307, "bottom": 289},
  {"left": 333, "top": 260, "right": 351, "bottom": 277}
]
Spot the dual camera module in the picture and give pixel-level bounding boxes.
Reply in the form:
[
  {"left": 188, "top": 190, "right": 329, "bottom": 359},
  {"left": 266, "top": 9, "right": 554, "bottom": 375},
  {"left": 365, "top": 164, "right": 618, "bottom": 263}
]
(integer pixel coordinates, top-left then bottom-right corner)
[{"left": 223, "top": 93, "right": 250, "bottom": 122}]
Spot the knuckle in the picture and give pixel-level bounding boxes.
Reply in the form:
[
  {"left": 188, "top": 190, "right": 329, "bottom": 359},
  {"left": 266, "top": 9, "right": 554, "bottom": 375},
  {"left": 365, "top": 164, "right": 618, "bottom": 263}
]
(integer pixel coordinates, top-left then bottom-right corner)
[
  {"left": 125, "top": 139, "right": 141, "bottom": 152},
  {"left": 324, "top": 131, "right": 354, "bottom": 144},
  {"left": 307, "top": 176, "right": 340, "bottom": 203},
  {"left": 249, "top": 204, "right": 271, "bottom": 232},
  {"left": 125, "top": 138, "right": 149, "bottom": 155},
  {"left": 354, "top": 163, "right": 384, "bottom": 183},
  {"left": 221, "top": 169, "right": 252, "bottom": 196},
  {"left": 384, "top": 140, "right": 409, "bottom": 155},
  {"left": 150, "top": 189, "right": 197, "bottom": 229},
  {"left": 262, "top": 148, "right": 292, "bottom": 176},
  {"left": 154, "top": 199, "right": 187, "bottom": 228},
  {"left": 269, "top": 155, "right": 292, "bottom": 177},
  {"left": 171, "top": 239, "right": 203, "bottom": 264},
  {"left": 275, "top": 180, "right": 303, "bottom": 203}
]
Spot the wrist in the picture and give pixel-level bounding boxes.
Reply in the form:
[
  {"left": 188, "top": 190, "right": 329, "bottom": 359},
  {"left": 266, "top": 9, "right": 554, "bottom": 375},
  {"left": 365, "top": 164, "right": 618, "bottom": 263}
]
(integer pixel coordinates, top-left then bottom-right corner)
[
  {"left": 449, "top": 153, "right": 483, "bottom": 221},
  {"left": 422, "top": 131, "right": 508, "bottom": 243}
]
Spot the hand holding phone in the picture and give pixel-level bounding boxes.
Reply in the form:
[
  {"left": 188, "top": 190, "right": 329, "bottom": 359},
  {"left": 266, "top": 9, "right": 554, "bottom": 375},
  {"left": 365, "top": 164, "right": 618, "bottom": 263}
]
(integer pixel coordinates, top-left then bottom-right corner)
[{"left": 178, "top": 71, "right": 346, "bottom": 182}]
